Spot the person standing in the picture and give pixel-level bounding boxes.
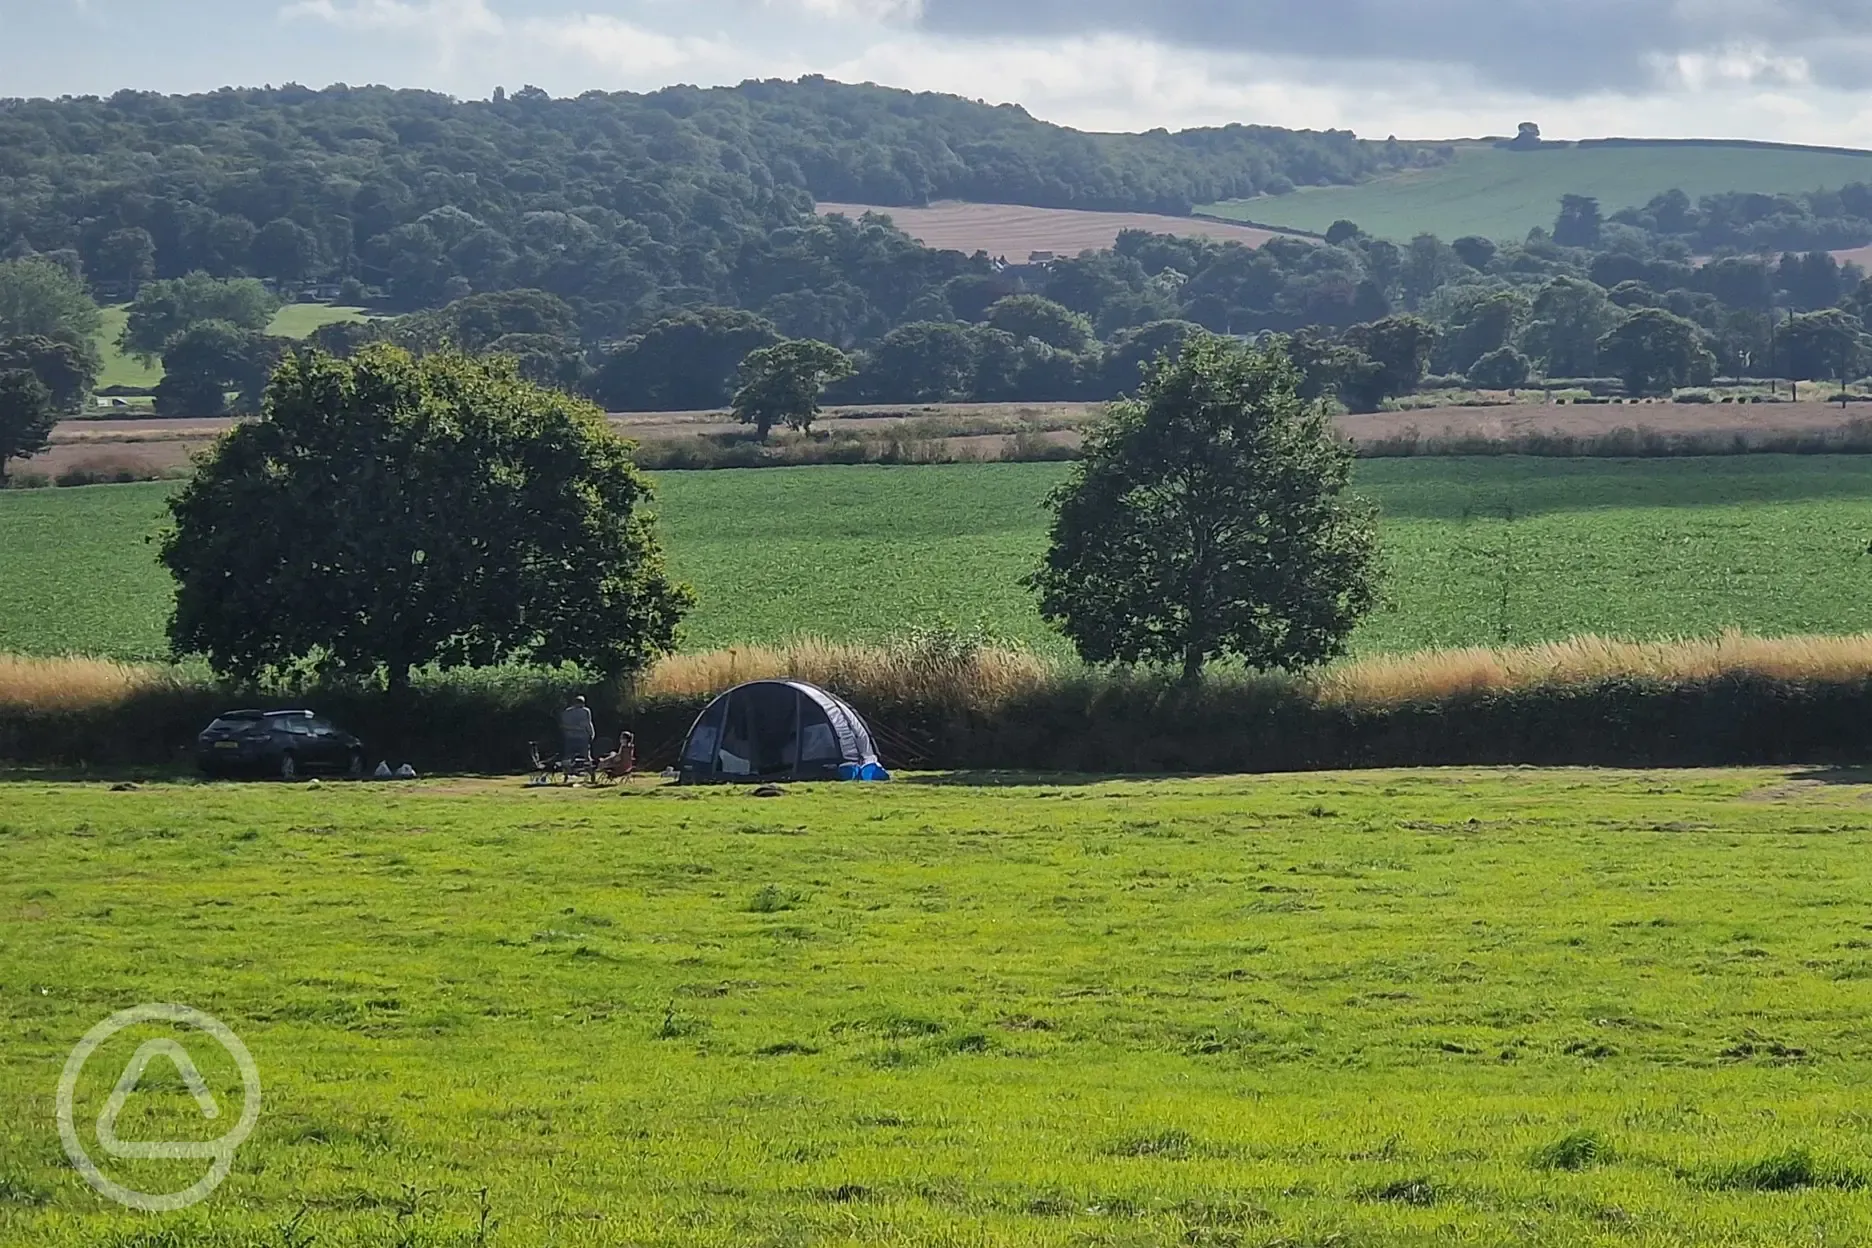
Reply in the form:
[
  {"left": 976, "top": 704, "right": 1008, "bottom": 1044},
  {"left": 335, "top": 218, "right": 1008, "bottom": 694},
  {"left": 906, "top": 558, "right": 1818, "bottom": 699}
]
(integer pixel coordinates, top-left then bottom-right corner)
[{"left": 560, "top": 695, "right": 596, "bottom": 763}]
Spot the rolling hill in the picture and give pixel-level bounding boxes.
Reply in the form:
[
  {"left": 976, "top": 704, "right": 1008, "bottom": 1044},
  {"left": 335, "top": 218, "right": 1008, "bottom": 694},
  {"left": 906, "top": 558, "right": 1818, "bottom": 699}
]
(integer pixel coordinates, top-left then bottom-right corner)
[{"left": 1203, "top": 140, "right": 1872, "bottom": 241}]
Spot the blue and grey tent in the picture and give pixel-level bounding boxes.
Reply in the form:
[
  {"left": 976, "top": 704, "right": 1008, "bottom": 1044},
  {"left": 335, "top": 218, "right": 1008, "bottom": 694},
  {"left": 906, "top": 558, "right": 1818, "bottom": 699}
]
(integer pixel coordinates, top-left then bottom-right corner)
[{"left": 678, "top": 680, "right": 888, "bottom": 783}]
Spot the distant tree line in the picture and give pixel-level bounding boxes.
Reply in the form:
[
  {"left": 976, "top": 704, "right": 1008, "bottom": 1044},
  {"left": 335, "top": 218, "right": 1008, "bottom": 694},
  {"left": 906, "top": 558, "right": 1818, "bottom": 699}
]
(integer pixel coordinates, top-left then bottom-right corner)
[
  {"left": 10, "top": 185, "right": 1872, "bottom": 458},
  {"left": 0, "top": 79, "right": 1438, "bottom": 337},
  {"left": 1598, "top": 184, "right": 1872, "bottom": 254},
  {"left": 294, "top": 203, "right": 1869, "bottom": 413}
]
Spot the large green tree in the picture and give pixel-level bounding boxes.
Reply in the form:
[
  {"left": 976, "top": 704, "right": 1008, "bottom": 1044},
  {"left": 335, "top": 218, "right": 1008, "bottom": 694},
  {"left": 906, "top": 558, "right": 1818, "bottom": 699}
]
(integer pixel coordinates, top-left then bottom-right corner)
[
  {"left": 0, "top": 336, "right": 98, "bottom": 414},
  {"left": 1343, "top": 314, "right": 1436, "bottom": 398},
  {"left": 251, "top": 219, "right": 323, "bottom": 284},
  {"left": 985, "top": 295, "right": 1095, "bottom": 353},
  {"left": 154, "top": 320, "right": 290, "bottom": 416},
  {"left": 1778, "top": 309, "right": 1866, "bottom": 384},
  {"left": 0, "top": 370, "right": 56, "bottom": 486},
  {"left": 1597, "top": 309, "right": 1716, "bottom": 396},
  {"left": 1520, "top": 277, "right": 1620, "bottom": 378},
  {"left": 589, "top": 308, "right": 778, "bottom": 412},
  {"left": 1029, "top": 334, "right": 1380, "bottom": 682},
  {"left": 0, "top": 258, "right": 104, "bottom": 350},
  {"left": 161, "top": 348, "right": 693, "bottom": 688},
  {"left": 861, "top": 321, "right": 978, "bottom": 402},
  {"left": 1554, "top": 195, "right": 1604, "bottom": 248},
  {"left": 119, "top": 273, "right": 281, "bottom": 362},
  {"left": 1426, "top": 287, "right": 1530, "bottom": 375},
  {"left": 435, "top": 289, "right": 579, "bottom": 352},
  {"left": 731, "top": 339, "right": 856, "bottom": 439},
  {"left": 93, "top": 227, "right": 157, "bottom": 292}
]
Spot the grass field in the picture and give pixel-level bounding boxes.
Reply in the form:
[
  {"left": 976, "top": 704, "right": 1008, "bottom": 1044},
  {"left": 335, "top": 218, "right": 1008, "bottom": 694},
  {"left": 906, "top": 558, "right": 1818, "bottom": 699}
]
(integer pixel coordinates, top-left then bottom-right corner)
[
  {"left": 90, "top": 304, "right": 368, "bottom": 394},
  {"left": 5, "top": 768, "right": 1872, "bottom": 1244},
  {"left": 4, "top": 457, "right": 1872, "bottom": 664},
  {"left": 1203, "top": 141, "right": 1872, "bottom": 241},
  {"left": 92, "top": 308, "right": 162, "bottom": 391}
]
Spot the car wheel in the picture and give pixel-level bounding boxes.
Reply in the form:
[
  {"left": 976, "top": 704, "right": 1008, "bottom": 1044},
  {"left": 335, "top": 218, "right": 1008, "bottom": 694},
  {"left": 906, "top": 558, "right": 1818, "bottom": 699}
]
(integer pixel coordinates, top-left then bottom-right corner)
[
  {"left": 279, "top": 753, "right": 298, "bottom": 782},
  {"left": 347, "top": 749, "right": 365, "bottom": 779}
]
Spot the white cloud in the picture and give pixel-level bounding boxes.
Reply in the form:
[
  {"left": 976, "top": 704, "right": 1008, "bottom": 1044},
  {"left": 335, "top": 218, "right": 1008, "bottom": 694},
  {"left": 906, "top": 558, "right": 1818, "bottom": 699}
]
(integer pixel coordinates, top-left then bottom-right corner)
[
  {"left": 265, "top": 0, "right": 1872, "bottom": 148},
  {"left": 1651, "top": 44, "right": 1813, "bottom": 91},
  {"left": 517, "top": 13, "right": 735, "bottom": 75},
  {"left": 764, "top": 0, "right": 922, "bottom": 20},
  {"left": 281, "top": 0, "right": 502, "bottom": 35}
]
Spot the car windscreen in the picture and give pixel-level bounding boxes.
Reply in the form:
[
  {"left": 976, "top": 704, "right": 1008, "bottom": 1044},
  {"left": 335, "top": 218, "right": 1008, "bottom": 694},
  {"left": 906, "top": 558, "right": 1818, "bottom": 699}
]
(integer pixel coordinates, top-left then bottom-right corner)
[{"left": 207, "top": 717, "right": 268, "bottom": 733}]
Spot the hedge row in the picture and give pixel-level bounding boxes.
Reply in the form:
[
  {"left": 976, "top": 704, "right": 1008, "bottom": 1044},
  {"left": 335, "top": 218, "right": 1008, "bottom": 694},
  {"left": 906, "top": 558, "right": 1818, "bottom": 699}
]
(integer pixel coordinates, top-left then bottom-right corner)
[{"left": 5, "top": 672, "right": 1868, "bottom": 777}]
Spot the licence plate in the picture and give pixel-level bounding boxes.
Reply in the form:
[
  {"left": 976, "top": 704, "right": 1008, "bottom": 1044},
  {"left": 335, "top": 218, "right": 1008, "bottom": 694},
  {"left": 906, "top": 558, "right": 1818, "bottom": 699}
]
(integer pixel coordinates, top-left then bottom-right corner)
[{"left": 214, "top": 741, "right": 241, "bottom": 750}]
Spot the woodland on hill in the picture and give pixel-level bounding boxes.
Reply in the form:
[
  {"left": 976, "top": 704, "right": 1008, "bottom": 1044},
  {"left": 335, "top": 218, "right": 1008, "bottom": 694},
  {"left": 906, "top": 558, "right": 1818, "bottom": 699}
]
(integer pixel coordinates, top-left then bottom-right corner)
[
  {"left": 5, "top": 79, "right": 1872, "bottom": 427},
  {"left": 0, "top": 78, "right": 1438, "bottom": 336}
]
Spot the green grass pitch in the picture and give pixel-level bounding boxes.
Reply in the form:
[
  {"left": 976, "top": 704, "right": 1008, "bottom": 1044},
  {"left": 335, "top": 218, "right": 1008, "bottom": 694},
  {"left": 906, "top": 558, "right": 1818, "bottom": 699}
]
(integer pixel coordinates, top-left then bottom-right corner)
[{"left": 3, "top": 769, "right": 1872, "bottom": 1244}]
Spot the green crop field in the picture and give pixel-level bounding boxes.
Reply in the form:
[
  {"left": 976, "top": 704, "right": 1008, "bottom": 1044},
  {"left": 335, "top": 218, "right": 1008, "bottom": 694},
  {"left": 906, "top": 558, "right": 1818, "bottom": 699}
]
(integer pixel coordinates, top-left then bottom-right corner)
[
  {"left": 1203, "top": 141, "right": 1872, "bottom": 242},
  {"left": 90, "top": 304, "right": 368, "bottom": 394},
  {"left": 5, "top": 457, "right": 1872, "bottom": 663},
  {"left": 5, "top": 768, "right": 1872, "bottom": 1244}
]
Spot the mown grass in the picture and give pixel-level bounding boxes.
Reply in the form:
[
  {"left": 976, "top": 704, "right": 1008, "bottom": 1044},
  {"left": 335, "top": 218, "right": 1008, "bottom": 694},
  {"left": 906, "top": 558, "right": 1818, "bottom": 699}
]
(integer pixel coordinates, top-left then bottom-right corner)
[
  {"left": 7, "top": 457, "right": 1872, "bottom": 662},
  {"left": 265, "top": 304, "right": 366, "bottom": 339},
  {"left": 5, "top": 768, "right": 1872, "bottom": 1244},
  {"left": 93, "top": 307, "right": 162, "bottom": 391},
  {"left": 91, "top": 304, "right": 368, "bottom": 393},
  {"left": 1203, "top": 140, "right": 1872, "bottom": 241}
]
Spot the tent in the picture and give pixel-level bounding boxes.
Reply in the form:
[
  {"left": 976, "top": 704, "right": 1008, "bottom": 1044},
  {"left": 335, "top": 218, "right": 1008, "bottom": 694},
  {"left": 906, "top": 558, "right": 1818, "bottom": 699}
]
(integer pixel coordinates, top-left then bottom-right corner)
[{"left": 678, "top": 681, "right": 888, "bottom": 783}]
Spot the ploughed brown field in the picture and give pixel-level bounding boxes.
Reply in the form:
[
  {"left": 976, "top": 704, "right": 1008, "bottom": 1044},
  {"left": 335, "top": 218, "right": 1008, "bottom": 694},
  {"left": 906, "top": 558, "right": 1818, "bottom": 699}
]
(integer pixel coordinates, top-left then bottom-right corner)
[
  {"left": 814, "top": 200, "right": 1288, "bottom": 258},
  {"left": 37, "top": 398, "right": 1872, "bottom": 479},
  {"left": 1832, "top": 244, "right": 1872, "bottom": 270}
]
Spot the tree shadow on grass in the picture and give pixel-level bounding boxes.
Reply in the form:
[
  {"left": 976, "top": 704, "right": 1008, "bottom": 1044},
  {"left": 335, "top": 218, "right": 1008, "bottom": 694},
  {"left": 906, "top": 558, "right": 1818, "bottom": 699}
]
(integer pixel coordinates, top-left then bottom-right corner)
[
  {"left": 0, "top": 764, "right": 197, "bottom": 784},
  {"left": 1785, "top": 765, "right": 1872, "bottom": 786}
]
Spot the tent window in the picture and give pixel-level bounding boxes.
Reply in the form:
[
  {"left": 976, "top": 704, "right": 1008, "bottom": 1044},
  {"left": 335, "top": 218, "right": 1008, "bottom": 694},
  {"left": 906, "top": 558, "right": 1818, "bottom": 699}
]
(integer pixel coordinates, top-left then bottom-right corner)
[
  {"left": 799, "top": 702, "right": 841, "bottom": 764},
  {"left": 684, "top": 697, "right": 729, "bottom": 766},
  {"left": 718, "top": 684, "right": 801, "bottom": 777}
]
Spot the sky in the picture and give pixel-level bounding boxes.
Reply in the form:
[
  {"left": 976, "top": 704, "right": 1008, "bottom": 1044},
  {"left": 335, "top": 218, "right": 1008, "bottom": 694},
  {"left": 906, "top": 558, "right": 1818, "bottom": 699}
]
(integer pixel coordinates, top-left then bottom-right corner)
[{"left": 5, "top": 0, "right": 1872, "bottom": 144}]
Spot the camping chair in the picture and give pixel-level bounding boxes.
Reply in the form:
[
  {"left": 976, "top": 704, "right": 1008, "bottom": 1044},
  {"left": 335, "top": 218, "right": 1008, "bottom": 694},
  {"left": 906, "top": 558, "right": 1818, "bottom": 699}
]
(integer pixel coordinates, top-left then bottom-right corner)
[
  {"left": 529, "top": 741, "right": 598, "bottom": 786},
  {"left": 594, "top": 733, "right": 636, "bottom": 785}
]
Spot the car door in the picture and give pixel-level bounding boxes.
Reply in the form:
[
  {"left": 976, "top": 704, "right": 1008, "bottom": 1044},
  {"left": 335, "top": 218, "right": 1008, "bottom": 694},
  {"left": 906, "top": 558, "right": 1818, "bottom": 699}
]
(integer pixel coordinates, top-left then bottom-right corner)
[
  {"left": 308, "top": 719, "right": 347, "bottom": 771},
  {"left": 279, "top": 716, "right": 316, "bottom": 768}
]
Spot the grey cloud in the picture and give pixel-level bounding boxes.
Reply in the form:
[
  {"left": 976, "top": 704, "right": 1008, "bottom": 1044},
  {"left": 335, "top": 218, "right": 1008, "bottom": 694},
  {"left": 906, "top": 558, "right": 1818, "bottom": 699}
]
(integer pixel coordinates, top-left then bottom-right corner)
[{"left": 913, "top": 0, "right": 1872, "bottom": 95}]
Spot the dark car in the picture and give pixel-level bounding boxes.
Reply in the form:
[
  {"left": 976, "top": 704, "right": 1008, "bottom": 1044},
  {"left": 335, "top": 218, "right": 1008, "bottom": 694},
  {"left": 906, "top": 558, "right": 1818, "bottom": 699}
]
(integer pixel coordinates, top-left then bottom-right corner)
[{"left": 196, "top": 710, "right": 365, "bottom": 780}]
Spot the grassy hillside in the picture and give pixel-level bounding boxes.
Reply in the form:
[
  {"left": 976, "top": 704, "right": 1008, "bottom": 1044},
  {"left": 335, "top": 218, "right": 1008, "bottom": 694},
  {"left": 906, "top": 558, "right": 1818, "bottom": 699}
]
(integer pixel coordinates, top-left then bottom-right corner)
[
  {"left": 92, "top": 306, "right": 161, "bottom": 391},
  {"left": 91, "top": 303, "right": 367, "bottom": 394},
  {"left": 6, "top": 457, "right": 1872, "bottom": 662},
  {"left": 6, "top": 770, "right": 1872, "bottom": 1244},
  {"left": 1203, "top": 141, "right": 1872, "bottom": 241},
  {"left": 265, "top": 302, "right": 366, "bottom": 338}
]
